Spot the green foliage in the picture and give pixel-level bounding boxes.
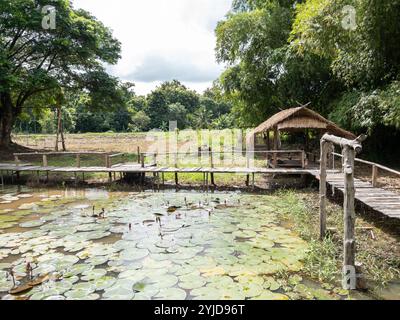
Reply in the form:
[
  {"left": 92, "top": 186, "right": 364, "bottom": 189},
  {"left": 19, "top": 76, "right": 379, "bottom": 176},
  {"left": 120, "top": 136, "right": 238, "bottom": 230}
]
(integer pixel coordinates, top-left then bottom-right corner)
[
  {"left": 0, "top": 0, "right": 121, "bottom": 145},
  {"left": 215, "top": 0, "right": 335, "bottom": 127},
  {"left": 129, "top": 110, "right": 151, "bottom": 132},
  {"left": 215, "top": 0, "right": 400, "bottom": 160}
]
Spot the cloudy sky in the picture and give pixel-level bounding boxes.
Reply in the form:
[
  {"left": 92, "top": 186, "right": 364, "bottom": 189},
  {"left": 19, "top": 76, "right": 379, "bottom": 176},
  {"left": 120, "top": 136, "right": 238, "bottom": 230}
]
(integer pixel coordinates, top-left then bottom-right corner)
[{"left": 73, "top": 0, "right": 232, "bottom": 95}]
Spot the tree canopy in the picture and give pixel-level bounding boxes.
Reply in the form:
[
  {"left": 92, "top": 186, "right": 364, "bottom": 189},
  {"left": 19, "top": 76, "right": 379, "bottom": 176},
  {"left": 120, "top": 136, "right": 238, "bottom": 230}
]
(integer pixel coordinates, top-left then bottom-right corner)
[{"left": 0, "top": 0, "right": 121, "bottom": 147}]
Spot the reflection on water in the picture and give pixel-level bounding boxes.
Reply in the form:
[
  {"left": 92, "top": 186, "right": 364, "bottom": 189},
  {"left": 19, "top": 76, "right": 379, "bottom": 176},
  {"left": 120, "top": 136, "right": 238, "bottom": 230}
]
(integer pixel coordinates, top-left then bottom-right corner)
[{"left": 0, "top": 186, "right": 397, "bottom": 300}]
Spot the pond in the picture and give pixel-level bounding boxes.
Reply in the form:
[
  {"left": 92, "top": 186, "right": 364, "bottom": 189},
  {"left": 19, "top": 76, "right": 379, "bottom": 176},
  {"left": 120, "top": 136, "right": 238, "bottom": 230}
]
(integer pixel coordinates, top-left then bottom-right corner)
[{"left": 0, "top": 186, "right": 372, "bottom": 300}]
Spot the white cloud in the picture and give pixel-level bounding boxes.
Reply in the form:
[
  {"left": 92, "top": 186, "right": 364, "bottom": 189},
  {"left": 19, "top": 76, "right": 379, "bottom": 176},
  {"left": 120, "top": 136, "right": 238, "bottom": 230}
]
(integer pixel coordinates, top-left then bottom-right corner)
[{"left": 72, "top": 0, "right": 232, "bottom": 95}]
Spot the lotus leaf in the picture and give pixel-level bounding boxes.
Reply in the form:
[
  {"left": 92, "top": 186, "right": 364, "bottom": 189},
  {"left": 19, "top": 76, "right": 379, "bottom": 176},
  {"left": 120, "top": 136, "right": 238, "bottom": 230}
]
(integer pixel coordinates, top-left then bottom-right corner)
[
  {"left": 252, "top": 291, "right": 290, "bottom": 300},
  {"left": 120, "top": 248, "right": 149, "bottom": 261},
  {"left": 81, "top": 268, "right": 107, "bottom": 281},
  {"left": 91, "top": 276, "right": 116, "bottom": 291},
  {"left": 263, "top": 277, "right": 281, "bottom": 291},
  {"left": 179, "top": 274, "right": 206, "bottom": 290},
  {"left": 154, "top": 288, "right": 187, "bottom": 300}
]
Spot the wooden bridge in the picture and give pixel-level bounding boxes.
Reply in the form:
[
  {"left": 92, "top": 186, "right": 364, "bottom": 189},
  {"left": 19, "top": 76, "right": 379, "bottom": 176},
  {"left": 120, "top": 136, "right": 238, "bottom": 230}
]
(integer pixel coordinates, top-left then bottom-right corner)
[{"left": 0, "top": 149, "right": 399, "bottom": 220}]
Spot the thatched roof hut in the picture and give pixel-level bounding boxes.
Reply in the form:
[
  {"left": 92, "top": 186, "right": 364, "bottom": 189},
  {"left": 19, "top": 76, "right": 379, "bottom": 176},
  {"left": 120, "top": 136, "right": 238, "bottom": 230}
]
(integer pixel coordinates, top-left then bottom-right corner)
[
  {"left": 251, "top": 106, "right": 355, "bottom": 140},
  {"left": 247, "top": 106, "right": 355, "bottom": 168}
]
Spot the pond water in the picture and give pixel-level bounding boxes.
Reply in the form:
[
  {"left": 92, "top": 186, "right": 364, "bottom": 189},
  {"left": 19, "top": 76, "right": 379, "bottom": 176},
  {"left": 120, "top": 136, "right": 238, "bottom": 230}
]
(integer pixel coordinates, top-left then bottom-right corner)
[{"left": 0, "top": 186, "right": 376, "bottom": 300}]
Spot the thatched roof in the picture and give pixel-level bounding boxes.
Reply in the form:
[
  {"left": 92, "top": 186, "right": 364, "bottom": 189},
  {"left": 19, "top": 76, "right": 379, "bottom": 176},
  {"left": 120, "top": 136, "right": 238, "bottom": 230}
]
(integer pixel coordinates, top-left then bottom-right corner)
[{"left": 251, "top": 107, "right": 356, "bottom": 139}]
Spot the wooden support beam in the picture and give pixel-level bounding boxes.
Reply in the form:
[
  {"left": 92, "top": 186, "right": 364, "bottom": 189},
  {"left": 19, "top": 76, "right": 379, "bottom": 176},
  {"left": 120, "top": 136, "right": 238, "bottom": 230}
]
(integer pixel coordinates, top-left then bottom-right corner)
[
  {"left": 372, "top": 165, "right": 378, "bottom": 187},
  {"left": 210, "top": 147, "right": 215, "bottom": 186},
  {"left": 14, "top": 155, "right": 20, "bottom": 167},
  {"left": 76, "top": 154, "right": 81, "bottom": 168},
  {"left": 273, "top": 127, "right": 278, "bottom": 167},
  {"left": 42, "top": 155, "right": 48, "bottom": 167},
  {"left": 343, "top": 145, "right": 356, "bottom": 289},
  {"left": 319, "top": 141, "right": 329, "bottom": 240},
  {"left": 141, "top": 154, "right": 145, "bottom": 168}
]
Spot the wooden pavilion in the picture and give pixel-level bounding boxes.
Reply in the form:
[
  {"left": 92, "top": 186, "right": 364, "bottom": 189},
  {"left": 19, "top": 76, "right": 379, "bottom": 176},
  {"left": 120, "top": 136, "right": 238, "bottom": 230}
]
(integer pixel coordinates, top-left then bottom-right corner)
[{"left": 248, "top": 106, "right": 356, "bottom": 168}]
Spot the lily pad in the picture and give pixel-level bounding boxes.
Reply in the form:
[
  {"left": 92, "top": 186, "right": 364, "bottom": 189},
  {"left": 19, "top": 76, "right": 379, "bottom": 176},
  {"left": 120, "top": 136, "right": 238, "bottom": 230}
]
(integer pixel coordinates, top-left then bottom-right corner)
[{"left": 154, "top": 288, "right": 187, "bottom": 300}]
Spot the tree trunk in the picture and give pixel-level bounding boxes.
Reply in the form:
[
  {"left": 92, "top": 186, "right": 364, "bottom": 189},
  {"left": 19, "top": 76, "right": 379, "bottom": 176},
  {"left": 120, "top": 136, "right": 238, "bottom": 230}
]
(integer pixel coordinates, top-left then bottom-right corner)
[{"left": 0, "top": 93, "right": 15, "bottom": 149}]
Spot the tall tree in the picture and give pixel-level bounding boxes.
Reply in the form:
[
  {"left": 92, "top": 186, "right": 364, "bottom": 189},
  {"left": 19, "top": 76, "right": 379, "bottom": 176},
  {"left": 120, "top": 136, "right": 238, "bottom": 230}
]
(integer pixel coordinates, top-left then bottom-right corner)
[
  {"left": 215, "top": 0, "right": 336, "bottom": 127},
  {"left": 146, "top": 80, "right": 199, "bottom": 129},
  {"left": 0, "top": 0, "right": 121, "bottom": 148},
  {"left": 291, "top": 0, "right": 400, "bottom": 132}
]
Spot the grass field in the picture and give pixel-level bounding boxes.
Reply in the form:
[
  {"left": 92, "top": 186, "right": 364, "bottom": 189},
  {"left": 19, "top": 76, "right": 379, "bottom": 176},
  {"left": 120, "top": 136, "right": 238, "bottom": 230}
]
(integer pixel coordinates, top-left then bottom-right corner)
[
  {"left": 12, "top": 129, "right": 252, "bottom": 154},
  {"left": 9, "top": 130, "right": 270, "bottom": 186},
  {"left": 7, "top": 130, "right": 400, "bottom": 190}
]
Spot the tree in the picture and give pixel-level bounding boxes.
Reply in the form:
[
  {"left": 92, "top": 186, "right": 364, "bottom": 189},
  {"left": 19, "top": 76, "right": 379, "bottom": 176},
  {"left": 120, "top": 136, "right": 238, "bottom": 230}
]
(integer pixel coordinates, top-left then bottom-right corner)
[
  {"left": 215, "top": 0, "right": 335, "bottom": 126},
  {"left": 146, "top": 80, "right": 200, "bottom": 129},
  {"left": 130, "top": 111, "right": 151, "bottom": 132},
  {"left": 291, "top": 0, "right": 400, "bottom": 132},
  {"left": 167, "top": 103, "right": 188, "bottom": 129},
  {"left": 0, "top": 0, "right": 121, "bottom": 147}
]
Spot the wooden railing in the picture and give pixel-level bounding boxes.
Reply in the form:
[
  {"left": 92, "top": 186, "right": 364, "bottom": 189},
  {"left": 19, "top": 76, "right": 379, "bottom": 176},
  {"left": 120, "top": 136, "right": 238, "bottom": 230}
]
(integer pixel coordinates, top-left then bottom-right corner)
[
  {"left": 140, "top": 149, "right": 307, "bottom": 169},
  {"left": 332, "top": 152, "right": 400, "bottom": 187},
  {"left": 13, "top": 152, "right": 128, "bottom": 169}
]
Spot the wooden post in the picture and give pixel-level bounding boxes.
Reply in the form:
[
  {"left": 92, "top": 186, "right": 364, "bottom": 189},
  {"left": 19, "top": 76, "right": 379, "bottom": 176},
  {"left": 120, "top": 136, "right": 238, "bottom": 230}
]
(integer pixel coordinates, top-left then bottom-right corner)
[
  {"left": 175, "top": 172, "right": 179, "bottom": 186},
  {"left": 220, "top": 136, "right": 224, "bottom": 162},
  {"left": 141, "top": 154, "right": 145, "bottom": 168},
  {"left": 174, "top": 152, "right": 178, "bottom": 186},
  {"left": 76, "top": 154, "right": 81, "bottom": 168},
  {"left": 210, "top": 147, "right": 215, "bottom": 186},
  {"left": 320, "top": 133, "right": 366, "bottom": 290},
  {"left": 343, "top": 145, "right": 356, "bottom": 288},
  {"left": 42, "top": 155, "right": 48, "bottom": 167},
  {"left": 266, "top": 130, "right": 270, "bottom": 151},
  {"left": 372, "top": 165, "right": 378, "bottom": 187},
  {"left": 198, "top": 147, "right": 202, "bottom": 163},
  {"left": 319, "top": 140, "right": 329, "bottom": 240},
  {"left": 273, "top": 127, "right": 278, "bottom": 167},
  {"left": 246, "top": 151, "right": 250, "bottom": 186},
  {"left": 14, "top": 155, "right": 20, "bottom": 167},
  {"left": 137, "top": 147, "right": 141, "bottom": 164}
]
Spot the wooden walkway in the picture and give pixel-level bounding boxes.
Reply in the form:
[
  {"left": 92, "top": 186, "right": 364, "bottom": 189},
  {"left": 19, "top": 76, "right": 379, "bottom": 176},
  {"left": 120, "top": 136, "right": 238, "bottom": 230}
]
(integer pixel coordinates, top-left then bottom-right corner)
[
  {"left": 1, "top": 162, "right": 400, "bottom": 219},
  {"left": 0, "top": 163, "right": 316, "bottom": 175},
  {"left": 311, "top": 171, "right": 400, "bottom": 219}
]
